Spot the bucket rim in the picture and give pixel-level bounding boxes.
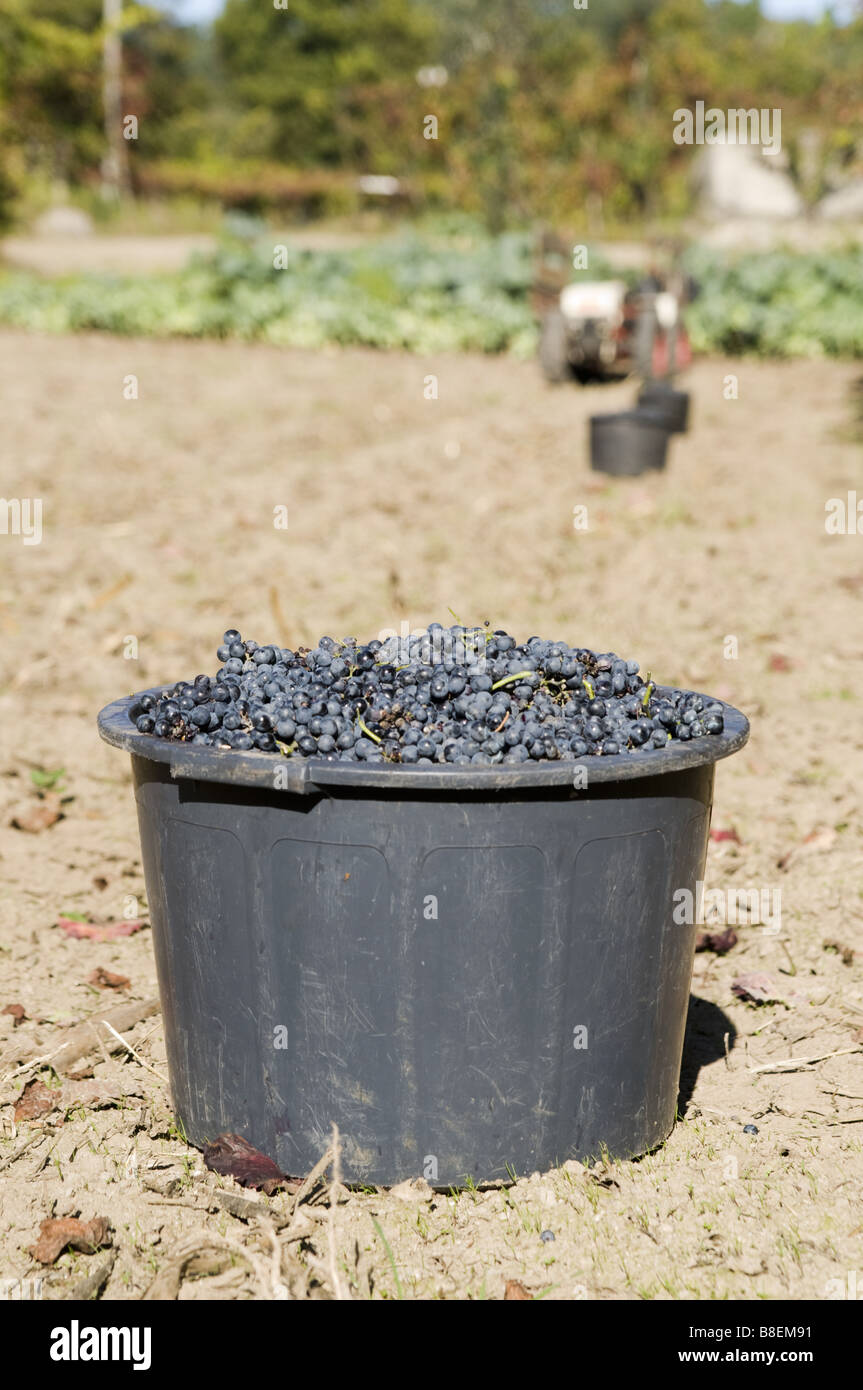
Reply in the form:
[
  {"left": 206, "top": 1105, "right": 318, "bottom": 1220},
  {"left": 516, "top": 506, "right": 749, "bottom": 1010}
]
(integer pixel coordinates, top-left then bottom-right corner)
[
  {"left": 639, "top": 383, "right": 689, "bottom": 398},
  {"left": 97, "top": 686, "right": 750, "bottom": 795},
  {"left": 590, "top": 408, "right": 671, "bottom": 431}
]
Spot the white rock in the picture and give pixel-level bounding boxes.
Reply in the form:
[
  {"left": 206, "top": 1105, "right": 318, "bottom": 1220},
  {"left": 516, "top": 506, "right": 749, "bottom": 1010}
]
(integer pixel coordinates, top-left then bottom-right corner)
[
  {"left": 33, "top": 206, "right": 94, "bottom": 239},
  {"left": 696, "top": 145, "right": 804, "bottom": 220}
]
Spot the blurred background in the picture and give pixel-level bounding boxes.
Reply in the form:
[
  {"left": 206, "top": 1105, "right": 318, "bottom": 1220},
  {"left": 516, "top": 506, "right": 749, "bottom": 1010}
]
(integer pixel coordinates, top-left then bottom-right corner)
[{"left": 0, "top": 0, "right": 862, "bottom": 355}]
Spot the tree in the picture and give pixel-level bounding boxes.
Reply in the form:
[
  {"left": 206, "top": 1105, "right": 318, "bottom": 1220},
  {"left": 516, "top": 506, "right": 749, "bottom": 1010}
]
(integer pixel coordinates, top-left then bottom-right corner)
[
  {"left": 0, "top": 0, "right": 104, "bottom": 183},
  {"left": 431, "top": 0, "right": 587, "bottom": 229},
  {"left": 214, "top": 0, "right": 435, "bottom": 167}
]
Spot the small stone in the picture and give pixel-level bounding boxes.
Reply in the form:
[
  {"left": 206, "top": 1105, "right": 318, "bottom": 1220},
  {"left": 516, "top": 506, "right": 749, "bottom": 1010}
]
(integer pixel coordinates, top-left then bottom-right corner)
[
  {"left": 540, "top": 1229, "right": 555, "bottom": 1243},
  {"left": 743, "top": 1123, "right": 759, "bottom": 1135},
  {"left": 33, "top": 206, "right": 94, "bottom": 239}
]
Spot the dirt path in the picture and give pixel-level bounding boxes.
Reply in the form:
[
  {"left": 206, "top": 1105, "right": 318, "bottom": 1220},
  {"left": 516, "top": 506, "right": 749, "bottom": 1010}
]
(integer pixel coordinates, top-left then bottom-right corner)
[
  {"left": 0, "top": 227, "right": 380, "bottom": 277},
  {"left": 1, "top": 332, "right": 862, "bottom": 1300}
]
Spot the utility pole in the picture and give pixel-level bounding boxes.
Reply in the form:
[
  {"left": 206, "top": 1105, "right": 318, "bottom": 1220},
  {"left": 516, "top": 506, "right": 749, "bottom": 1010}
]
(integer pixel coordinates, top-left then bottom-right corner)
[{"left": 102, "top": 0, "right": 129, "bottom": 198}]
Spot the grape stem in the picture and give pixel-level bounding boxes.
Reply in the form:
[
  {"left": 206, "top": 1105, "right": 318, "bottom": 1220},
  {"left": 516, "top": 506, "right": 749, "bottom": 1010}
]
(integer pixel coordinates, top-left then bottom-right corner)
[
  {"left": 491, "top": 671, "right": 533, "bottom": 691},
  {"left": 357, "top": 714, "right": 382, "bottom": 744}
]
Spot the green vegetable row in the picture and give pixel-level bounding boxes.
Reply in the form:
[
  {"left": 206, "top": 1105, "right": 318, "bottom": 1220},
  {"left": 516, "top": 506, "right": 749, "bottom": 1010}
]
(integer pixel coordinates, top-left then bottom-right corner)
[{"left": 0, "top": 230, "right": 861, "bottom": 360}]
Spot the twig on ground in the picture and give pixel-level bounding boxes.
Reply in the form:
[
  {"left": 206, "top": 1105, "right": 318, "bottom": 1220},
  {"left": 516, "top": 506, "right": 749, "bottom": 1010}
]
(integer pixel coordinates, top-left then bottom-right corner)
[
  {"left": 28, "top": 1130, "right": 65, "bottom": 1179},
  {"left": 88, "top": 1021, "right": 114, "bottom": 1068},
  {"left": 210, "top": 1188, "right": 290, "bottom": 1229},
  {"left": 102, "top": 1021, "right": 169, "bottom": 1085},
  {"left": 288, "top": 1144, "right": 335, "bottom": 1216},
  {"left": 749, "top": 1046, "right": 863, "bottom": 1075},
  {"left": 144, "top": 1197, "right": 210, "bottom": 1211},
  {"left": 259, "top": 1218, "right": 289, "bottom": 1300},
  {"left": 750, "top": 1014, "right": 786, "bottom": 1037},
  {"left": 776, "top": 938, "right": 797, "bottom": 976},
  {"left": 1, "top": 998, "right": 161, "bottom": 1083},
  {"left": 0, "top": 1131, "right": 45, "bottom": 1172},
  {"left": 52, "top": 1250, "right": 117, "bottom": 1301},
  {"left": 142, "top": 1230, "right": 279, "bottom": 1301},
  {"left": 327, "top": 1123, "right": 349, "bottom": 1301}
]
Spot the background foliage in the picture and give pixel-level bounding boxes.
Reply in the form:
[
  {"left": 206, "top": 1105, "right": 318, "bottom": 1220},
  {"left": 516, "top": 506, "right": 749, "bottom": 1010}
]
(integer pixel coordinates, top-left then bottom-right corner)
[{"left": 1, "top": 0, "right": 862, "bottom": 230}]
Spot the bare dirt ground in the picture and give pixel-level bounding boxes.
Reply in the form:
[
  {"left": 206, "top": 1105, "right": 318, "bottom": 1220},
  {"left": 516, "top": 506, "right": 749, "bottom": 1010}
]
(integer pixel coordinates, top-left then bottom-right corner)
[
  {"left": 0, "top": 227, "right": 379, "bottom": 277},
  {"left": 1, "top": 331, "right": 862, "bottom": 1301},
  {"left": 0, "top": 234, "right": 217, "bottom": 277}
]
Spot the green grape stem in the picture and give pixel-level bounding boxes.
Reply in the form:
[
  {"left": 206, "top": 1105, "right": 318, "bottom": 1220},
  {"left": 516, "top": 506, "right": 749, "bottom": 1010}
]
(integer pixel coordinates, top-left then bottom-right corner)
[
  {"left": 491, "top": 671, "right": 533, "bottom": 691},
  {"left": 357, "top": 714, "right": 382, "bottom": 744}
]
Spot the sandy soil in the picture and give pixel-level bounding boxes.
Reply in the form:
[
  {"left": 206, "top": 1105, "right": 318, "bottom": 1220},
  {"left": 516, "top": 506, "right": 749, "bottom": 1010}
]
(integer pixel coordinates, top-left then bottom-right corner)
[
  {"left": 0, "top": 228, "right": 379, "bottom": 277},
  {"left": 0, "top": 234, "right": 217, "bottom": 277},
  {"left": 1, "top": 331, "right": 862, "bottom": 1301}
]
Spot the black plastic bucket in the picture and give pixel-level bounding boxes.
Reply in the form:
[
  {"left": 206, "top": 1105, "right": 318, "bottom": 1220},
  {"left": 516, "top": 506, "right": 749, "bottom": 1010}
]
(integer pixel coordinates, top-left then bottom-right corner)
[
  {"left": 98, "top": 691, "right": 748, "bottom": 1187},
  {"left": 590, "top": 409, "right": 671, "bottom": 476},
  {"left": 637, "top": 382, "right": 691, "bottom": 433}
]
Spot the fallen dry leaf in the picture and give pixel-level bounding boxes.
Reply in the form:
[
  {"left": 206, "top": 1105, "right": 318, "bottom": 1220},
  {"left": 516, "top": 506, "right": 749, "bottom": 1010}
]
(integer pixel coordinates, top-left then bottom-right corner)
[
  {"left": 710, "top": 827, "right": 742, "bottom": 845},
  {"left": 778, "top": 825, "right": 838, "bottom": 870},
  {"left": 768, "top": 653, "right": 793, "bottom": 673},
  {"left": 59, "top": 918, "right": 144, "bottom": 942},
  {"left": 695, "top": 927, "right": 738, "bottom": 955},
  {"left": 87, "top": 967, "right": 131, "bottom": 991},
  {"left": 203, "top": 1133, "right": 286, "bottom": 1195},
  {"left": 29, "top": 1216, "right": 111, "bottom": 1265},
  {"left": 504, "top": 1280, "right": 532, "bottom": 1300},
  {"left": 2, "top": 1003, "right": 26, "bottom": 1027},
  {"left": 732, "top": 972, "right": 783, "bottom": 1006},
  {"left": 14, "top": 1078, "right": 57, "bottom": 1122},
  {"left": 14, "top": 1072, "right": 141, "bottom": 1124},
  {"left": 10, "top": 792, "right": 62, "bottom": 833},
  {"left": 803, "top": 826, "right": 839, "bottom": 851}
]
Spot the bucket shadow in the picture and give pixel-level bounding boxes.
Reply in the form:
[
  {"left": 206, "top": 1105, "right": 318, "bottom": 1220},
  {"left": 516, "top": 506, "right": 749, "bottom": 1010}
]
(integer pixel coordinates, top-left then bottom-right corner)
[{"left": 677, "top": 995, "right": 737, "bottom": 1117}]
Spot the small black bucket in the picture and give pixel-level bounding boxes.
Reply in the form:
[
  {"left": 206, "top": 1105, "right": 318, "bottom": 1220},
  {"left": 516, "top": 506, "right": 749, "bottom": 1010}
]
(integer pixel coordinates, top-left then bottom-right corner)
[
  {"left": 590, "top": 408, "right": 671, "bottom": 476},
  {"left": 638, "top": 382, "right": 690, "bottom": 433}
]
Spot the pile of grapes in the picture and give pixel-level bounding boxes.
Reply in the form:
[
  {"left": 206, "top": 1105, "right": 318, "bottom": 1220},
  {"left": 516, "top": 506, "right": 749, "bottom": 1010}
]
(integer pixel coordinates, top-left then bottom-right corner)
[{"left": 129, "top": 624, "right": 725, "bottom": 766}]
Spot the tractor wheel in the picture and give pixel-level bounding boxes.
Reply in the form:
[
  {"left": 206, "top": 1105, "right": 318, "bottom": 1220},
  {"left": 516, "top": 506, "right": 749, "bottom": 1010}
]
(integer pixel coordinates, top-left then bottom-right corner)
[{"left": 539, "top": 310, "right": 572, "bottom": 383}]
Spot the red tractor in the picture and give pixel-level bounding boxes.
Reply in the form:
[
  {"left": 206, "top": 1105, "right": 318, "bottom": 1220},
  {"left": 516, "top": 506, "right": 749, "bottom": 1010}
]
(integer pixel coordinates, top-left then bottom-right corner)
[{"left": 532, "top": 232, "right": 695, "bottom": 384}]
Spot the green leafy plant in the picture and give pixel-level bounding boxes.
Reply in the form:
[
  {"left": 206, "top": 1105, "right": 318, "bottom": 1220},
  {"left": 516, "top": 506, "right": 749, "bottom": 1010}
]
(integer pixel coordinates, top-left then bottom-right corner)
[{"left": 30, "top": 766, "right": 66, "bottom": 791}]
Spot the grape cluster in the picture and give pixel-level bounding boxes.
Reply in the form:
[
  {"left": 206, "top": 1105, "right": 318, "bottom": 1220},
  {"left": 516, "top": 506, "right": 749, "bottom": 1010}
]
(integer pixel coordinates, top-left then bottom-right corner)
[{"left": 129, "top": 624, "right": 725, "bottom": 767}]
